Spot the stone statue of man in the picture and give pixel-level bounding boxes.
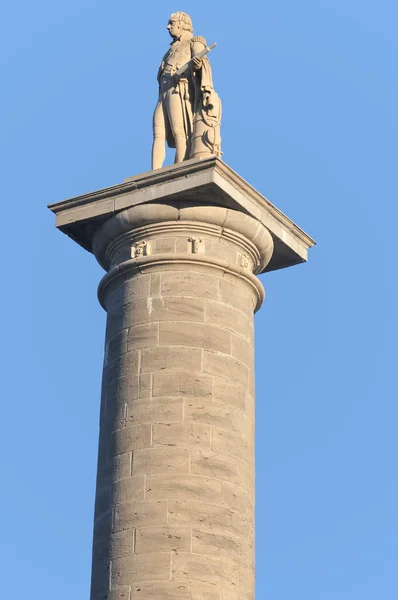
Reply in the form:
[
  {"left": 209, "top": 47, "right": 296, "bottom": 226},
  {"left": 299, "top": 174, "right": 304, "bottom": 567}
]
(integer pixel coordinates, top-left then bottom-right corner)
[{"left": 152, "top": 12, "right": 222, "bottom": 170}]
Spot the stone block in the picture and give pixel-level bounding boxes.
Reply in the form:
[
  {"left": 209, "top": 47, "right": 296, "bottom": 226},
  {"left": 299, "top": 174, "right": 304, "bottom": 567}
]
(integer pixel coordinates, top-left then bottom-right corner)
[
  {"left": 105, "top": 330, "right": 129, "bottom": 365},
  {"left": 152, "top": 422, "right": 211, "bottom": 449},
  {"left": 107, "top": 529, "right": 135, "bottom": 559},
  {"left": 231, "top": 334, "right": 253, "bottom": 369},
  {"left": 135, "top": 526, "right": 191, "bottom": 553},
  {"left": 192, "top": 529, "right": 246, "bottom": 562},
  {"left": 211, "top": 427, "right": 252, "bottom": 465},
  {"left": 126, "top": 397, "right": 184, "bottom": 426},
  {"left": 111, "top": 553, "right": 171, "bottom": 586},
  {"left": 159, "top": 321, "right": 231, "bottom": 354},
  {"left": 246, "top": 393, "right": 255, "bottom": 421},
  {"left": 113, "top": 500, "right": 167, "bottom": 533},
  {"left": 132, "top": 447, "right": 190, "bottom": 475},
  {"left": 97, "top": 453, "right": 131, "bottom": 490},
  {"left": 239, "top": 462, "right": 255, "bottom": 488},
  {"left": 190, "top": 582, "right": 221, "bottom": 600},
  {"left": 154, "top": 236, "right": 177, "bottom": 253},
  {"left": 160, "top": 271, "right": 218, "bottom": 299},
  {"left": 168, "top": 500, "right": 249, "bottom": 538},
  {"left": 146, "top": 474, "right": 222, "bottom": 502},
  {"left": 111, "top": 424, "right": 152, "bottom": 456},
  {"left": 93, "top": 510, "right": 112, "bottom": 542},
  {"left": 203, "top": 351, "right": 249, "bottom": 387},
  {"left": 222, "top": 482, "right": 253, "bottom": 515},
  {"left": 150, "top": 272, "right": 161, "bottom": 296},
  {"left": 100, "top": 402, "right": 126, "bottom": 433},
  {"left": 106, "top": 374, "right": 152, "bottom": 406},
  {"left": 103, "top": 351, "right": 140, "bottom": 385},
  {"left": 105, "top": 274, "right": 151, "bottom": 314},
  {"left": 219, "top": 278, "right": 254, "bottom": 314},
  {"left": 190, "top": 450, "right": 239, "bottom": 482},
  {"left": 171, "top": 553, "right": 239, "bottom": 588},
  {"left": 109, "top": 296, "right": 206, "bottom": 330},
  {"left": 127, "top": 323, "right": 159, "bottom": 351},
  {"left": 184, "top": 398, "right": 251, "bottom": 439},
  {"left": 111, "top": 476, "right": 146, "bottom": 505},
  {"left": 130, "top": 581, "right": 191, "bottom": 599},
  {"left": 153, "top": 372, "right": 212, "bottom": 397},
  {"left": 213, "top": 378, "right": 247, "bottom": 411},
  {"left": 94, "top": 487, "right": 111, "bottom": 516},
  {"left": 141, "top": 346, "right": 202, "bottom": 373},
  {"left": 150, "top": 296, "right": 205, "bottom": 322},
  {"left": 205, "top": 299, "right": 253, "bottom": 342},
  {"left": 106, "top": 587, "right": 130, "bottom": 600}
]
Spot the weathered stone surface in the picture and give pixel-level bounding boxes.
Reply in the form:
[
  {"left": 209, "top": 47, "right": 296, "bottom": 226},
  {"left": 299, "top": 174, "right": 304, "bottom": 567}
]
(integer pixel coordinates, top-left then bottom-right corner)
[
  {"left": 141, "top": 346, "right": 202, "bottom": 373},
  {"left": 127, "top": 323, "right": 159, "bottom": 351},
  {"left": 135, "top": 526, "right": 191, "bottom": 553},
  {"left": 113, "top": 500, "right": 168, "bottom": 533},
  {"left": 231, "top": 333, "right": 254, "bottom": 369},
  {"left": 213, "top": 377, "right": 247, "bottom": 411},
  {"left": 190, "top": 448, "right": 240, "bottom": 482},
  {"left": 105, "top": 274, "right": 151, "bottom": 314},
  {"left": 152, "top": 372, "right": 213, "bottom": 397},
  {"left": 145, "top": 474, "right": 223, "bottom": 502},
  {"left": 111, "top": 476, "right": 146, "bottom": 505},
  {"left": 132, "top": 447, "right": 190, "bottom": 475},
  {"left": 206, "top": 299, "right": 254, "bottom": 342},
  {"left": 159, "top": 321, "right": 231, "bottom": 354},
  {"left": 203, "top": 350, "right": 249, "bottom": 386},
  {"left": 160, "top": 271, "right": 218, "bottom": 299},
  {"left": 171, "top": 553, "right": 239, "bottom": 588},
  {"left": 219, "top": 278, "right": 255, "bottom": 314},
  {"left": 130, "top": 581, "right": 191, "bottom": 599},
  {"left": 168, "top": 499, "right": 249, "bottom": 538},
  {"left": 152, "top": 422, "right": 211, "bottom": 449},
  {"left": 126, "top": 396, "right": 184, "bottom": 425},
  {"left": 111, "top": 424, "right": 152, "bottom": 455},
  {"left": 111, "top": 553, "right": 171, "bottom": 586},
  {"left": 106, "top": 587, "right": 130, "bottom": 600},
  {"left": 211, "top": 427, "right": 253, "bottom": 465},
  {"left": 185, "top": 398, "right": 252, "bottom": 439},
  {"left": 108, "top": 296, "right": 206, "bottom": 330}
]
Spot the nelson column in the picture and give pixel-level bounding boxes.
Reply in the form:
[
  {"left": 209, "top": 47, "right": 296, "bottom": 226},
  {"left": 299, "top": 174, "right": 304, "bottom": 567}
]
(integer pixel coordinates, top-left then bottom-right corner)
[{"left": 49, "top": 12, "right": 315, "bottom": 600}]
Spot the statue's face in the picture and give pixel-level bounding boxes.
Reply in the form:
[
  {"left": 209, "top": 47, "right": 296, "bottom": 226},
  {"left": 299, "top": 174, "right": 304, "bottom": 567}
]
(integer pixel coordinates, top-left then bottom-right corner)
[{"left": 167, "top": 18, "right": 183, "bottom": 39}]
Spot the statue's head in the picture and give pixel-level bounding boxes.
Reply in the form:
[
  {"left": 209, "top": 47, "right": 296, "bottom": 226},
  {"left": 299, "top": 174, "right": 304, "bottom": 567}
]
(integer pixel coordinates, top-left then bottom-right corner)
[{"left": 167, "top": 12, "right": 193, "bottom": 39}]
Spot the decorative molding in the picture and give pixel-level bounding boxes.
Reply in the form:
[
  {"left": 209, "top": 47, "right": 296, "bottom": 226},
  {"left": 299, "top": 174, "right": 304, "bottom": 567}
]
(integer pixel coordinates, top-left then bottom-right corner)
[
  {"left": 188, "top": 237, "right": 203, "bottom": 254},
  {"left": 241, "top": 254, "right": 251, "bottom": 269},
  {"left": 98, "top": 253, "right": 265, "bottom": 314},
  {"left": 131, "top": 241, "right": 150, "bottom": 259}
]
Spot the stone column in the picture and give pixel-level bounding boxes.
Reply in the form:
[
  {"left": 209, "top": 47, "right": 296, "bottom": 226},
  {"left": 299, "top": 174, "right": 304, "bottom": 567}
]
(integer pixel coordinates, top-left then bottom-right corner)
[
  {"left": 48, "top": 157, "right": 314, "bottom": 600},
  {"left": 90, "top": 202, "right": 273, "bottom": 600}
]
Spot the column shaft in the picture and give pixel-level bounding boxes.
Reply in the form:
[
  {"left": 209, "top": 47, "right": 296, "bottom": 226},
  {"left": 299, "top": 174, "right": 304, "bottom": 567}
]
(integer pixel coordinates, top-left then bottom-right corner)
[{"left": 89, "top": 202, "right": 273, "bottom": 600}]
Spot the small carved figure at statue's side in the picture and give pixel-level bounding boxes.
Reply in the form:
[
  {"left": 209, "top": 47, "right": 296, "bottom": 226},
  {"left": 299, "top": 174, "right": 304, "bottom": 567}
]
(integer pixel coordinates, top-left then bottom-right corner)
[{"left": 152, "top": 12, "right": 222, "bottom": 170}]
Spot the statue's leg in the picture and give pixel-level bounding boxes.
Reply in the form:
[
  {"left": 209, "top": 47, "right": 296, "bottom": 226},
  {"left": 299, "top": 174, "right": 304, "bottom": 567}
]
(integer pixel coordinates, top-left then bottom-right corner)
[
  {"left": 152, "top": 100, "right": 166, "bottom": 170},
  {"left": 168, "top": 89, "right": 187, "bottom": 164}
]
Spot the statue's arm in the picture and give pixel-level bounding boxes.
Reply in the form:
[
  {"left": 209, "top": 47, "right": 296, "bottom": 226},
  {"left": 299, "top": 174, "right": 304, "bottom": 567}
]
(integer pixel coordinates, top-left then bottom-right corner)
[{"left": 191, "top": 36, "right": 207, "bottom": 70}]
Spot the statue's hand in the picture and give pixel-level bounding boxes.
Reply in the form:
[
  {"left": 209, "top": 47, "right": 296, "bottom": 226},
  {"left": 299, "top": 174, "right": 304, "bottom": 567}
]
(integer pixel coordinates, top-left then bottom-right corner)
[{"left": 192, "top": 56, "right": 203, "bottom": 70}]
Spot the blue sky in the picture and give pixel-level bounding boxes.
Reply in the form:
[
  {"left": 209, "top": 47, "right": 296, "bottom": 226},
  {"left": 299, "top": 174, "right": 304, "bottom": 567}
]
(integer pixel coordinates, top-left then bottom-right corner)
[{"left": 1, "top": 1, "right": 397, "bottom": 598}]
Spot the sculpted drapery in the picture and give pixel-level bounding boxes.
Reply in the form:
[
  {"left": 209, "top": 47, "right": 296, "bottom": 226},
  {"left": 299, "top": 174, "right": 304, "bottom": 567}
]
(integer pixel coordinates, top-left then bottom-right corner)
[{"left": 152, "top": 12, "right": 222, "bottom": 169}]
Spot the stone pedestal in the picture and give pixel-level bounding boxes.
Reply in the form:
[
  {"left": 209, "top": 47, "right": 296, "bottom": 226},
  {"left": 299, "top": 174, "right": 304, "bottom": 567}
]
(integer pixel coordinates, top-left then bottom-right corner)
[{"left": 49, "top": 157, "right": 314, "bottom": 600}]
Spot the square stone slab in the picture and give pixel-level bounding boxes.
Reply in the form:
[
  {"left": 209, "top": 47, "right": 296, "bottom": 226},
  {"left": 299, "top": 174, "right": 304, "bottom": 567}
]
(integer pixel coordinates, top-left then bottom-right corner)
[{"left": 48, "top": 157, "right": 315, "bottom": 273}]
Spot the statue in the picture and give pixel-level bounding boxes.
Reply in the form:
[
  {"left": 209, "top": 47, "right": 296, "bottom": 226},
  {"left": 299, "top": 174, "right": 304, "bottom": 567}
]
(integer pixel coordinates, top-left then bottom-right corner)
[{"left": 152, "top": 12, "right": 222, "bottom": 170}]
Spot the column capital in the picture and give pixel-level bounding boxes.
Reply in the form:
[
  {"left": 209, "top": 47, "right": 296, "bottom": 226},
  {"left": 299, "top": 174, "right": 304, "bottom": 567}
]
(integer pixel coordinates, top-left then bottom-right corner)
[
  {"left": 48, "top": 157, "right": 315, "bottom": 274},
  {"left": 94, "top": 202, "right": 270, "bottom": 312}
]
